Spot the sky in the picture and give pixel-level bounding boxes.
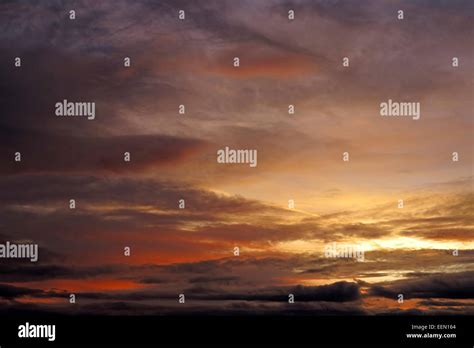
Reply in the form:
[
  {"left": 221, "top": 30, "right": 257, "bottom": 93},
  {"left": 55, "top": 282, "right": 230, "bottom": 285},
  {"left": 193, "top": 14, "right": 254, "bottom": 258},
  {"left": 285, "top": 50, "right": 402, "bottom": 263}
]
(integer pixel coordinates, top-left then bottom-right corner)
[{"left": 0, "top": 0, "right": 473, "bottom": 316}]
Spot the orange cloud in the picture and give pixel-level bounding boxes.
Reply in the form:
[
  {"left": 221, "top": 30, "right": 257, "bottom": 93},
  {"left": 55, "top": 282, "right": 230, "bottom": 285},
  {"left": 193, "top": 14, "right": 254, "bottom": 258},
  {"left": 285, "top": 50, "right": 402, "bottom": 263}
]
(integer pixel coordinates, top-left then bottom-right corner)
[{"left": 209, "top": 45, "right": 319, "bottom": 78}]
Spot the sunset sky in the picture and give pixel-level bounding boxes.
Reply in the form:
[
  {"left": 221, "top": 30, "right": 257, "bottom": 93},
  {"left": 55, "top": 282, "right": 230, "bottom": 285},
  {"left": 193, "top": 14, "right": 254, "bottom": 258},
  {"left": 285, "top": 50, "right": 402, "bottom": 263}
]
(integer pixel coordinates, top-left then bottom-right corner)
[{"left": 0, "top": 0, "right": 473, "bottom": 316}]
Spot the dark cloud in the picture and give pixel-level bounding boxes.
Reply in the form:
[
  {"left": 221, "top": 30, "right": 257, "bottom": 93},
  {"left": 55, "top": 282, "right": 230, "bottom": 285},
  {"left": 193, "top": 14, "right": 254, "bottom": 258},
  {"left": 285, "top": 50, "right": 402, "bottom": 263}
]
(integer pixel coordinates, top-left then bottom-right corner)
[
  {"left": 0, "top": 298, "right": 368, "bottom": 316},
  {"left": 0, "top": 261, "right": 121, "bottom": 282},
  {"left": 369, "top": 271, "right": 474, "bottom": 300},
  {"left": 0, "top": 284, "right": 43, "bottom": 299},
  {"left": 55, "top": 281, "right": 360, "bottom": 304},
  {"left": 0, "top": 174, "right": 275, "bottom": 212},
  {"left": 189, "top": 276, "right": 240, "bottom": 284},
  {"left": 0, "top": 129, "right": 207, "bottom": 174},
  {"left": 189, "top": 281, "right": 361, "bottom": 302}
]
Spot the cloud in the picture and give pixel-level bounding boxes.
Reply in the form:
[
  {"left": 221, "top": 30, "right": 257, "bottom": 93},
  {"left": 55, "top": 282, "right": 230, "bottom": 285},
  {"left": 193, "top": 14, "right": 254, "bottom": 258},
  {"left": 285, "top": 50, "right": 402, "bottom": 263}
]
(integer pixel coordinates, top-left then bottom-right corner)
[
  {"left": 186, "top": 281, "right": 361, "bottom": 302},
  {"left": 0, "top": 261, "right": 121, "bottom": 283},
  {"left": 369, "top": 271, "right": 474, "bottom": 299},
  {"left": 0, "top": 130, "right": 208, "bottom": 175},
  {"left": 209, "top": 43, "right": 319, "bottom": 79},
  {"left": 42, "top": 281, "right": 360, "bottom": 306},
  {"left": 0, "top": 284, "right": 43, "bottom": 299}
]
